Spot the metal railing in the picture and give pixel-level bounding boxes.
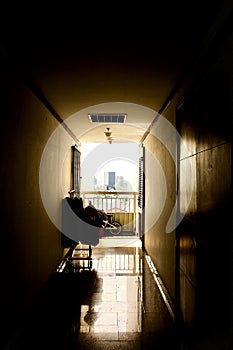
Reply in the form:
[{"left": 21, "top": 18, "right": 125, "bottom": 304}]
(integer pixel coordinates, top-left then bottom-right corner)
[{"left": 81, "top": 191, "right": 138, "bottom": 232}]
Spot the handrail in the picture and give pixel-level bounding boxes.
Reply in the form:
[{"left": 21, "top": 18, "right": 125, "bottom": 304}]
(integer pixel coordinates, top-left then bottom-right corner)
[
  {"left": 82, "top": 191, "right": 138, "bottom": 196},
  {"left": 81, "top": 191, "right": 138, "bottom": 212}
]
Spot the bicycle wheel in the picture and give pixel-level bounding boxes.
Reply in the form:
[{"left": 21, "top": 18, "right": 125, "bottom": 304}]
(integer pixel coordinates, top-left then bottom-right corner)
[{"left": 110, "top": 221, "right": 122, "bottom": 235}]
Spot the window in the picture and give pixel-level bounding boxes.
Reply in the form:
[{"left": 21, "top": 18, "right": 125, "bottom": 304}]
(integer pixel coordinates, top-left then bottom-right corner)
[{"left": 72, "top": 145, "right": 81, "bottom": 196}]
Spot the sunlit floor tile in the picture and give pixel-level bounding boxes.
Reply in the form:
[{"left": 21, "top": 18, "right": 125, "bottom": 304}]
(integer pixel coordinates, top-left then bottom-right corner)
[
  {"left": 94, "top": 312, "right": 118, "bottom": 326},
  {"left": 117, "top": 312, "right": 141, "bottom": 332},
  {"left": 100, "top": 292, "right": 117, "bottom": 301},
  {"left": 89, "top": 326, "right": 119, "bottom": 338},
  {"left": 101, "top": 277, "right": 117, "bottom": 288},
  {"left": 94, "top": 300, "right": 133, "bottom": 313}
]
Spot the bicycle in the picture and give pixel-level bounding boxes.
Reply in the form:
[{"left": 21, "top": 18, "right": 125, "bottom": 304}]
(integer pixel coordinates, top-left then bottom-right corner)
[
  {"left": 101, "top": 213, "right": 122, "bottom": 235},
  {"left": 84, "top": 201, "right": 122, "bottom": 236}
]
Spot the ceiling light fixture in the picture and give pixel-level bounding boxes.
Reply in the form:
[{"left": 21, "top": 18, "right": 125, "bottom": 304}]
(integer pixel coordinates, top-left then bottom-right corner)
[
  {"left": 104, "top": 128, "right": 113, "bottom": 144},
  {"left": 104, "top": 127, "right": 112, "bottom": 137}
]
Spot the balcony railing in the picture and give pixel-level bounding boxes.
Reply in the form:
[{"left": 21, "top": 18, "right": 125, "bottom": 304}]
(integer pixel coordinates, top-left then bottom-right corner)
[{"left": 81, "top": 191, "right": 138, "bottom": 233}]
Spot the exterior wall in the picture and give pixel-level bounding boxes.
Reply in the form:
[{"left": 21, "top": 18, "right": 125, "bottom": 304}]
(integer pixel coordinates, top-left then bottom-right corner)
[{"left": 0, "top": 63, "right": 73, "bottom": 345}]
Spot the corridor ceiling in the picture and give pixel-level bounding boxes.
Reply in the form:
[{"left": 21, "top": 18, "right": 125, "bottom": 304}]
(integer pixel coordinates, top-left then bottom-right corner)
[{"left": 1, "top": 1, "right": 232, "bottom": 144}]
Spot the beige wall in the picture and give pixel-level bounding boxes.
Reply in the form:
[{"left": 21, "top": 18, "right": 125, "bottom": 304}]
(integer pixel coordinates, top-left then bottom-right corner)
[
  {"left": 0, "top": 67, "right": 73, "bottom": 340},
  {"left": 143, "top": 131, "right": 177, "bottom": 301}
]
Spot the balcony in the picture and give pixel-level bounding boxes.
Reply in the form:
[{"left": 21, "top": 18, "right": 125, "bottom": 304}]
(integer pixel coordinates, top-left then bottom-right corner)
[{"left": 81, "top": 191, "right": 138, "bottom": 234}]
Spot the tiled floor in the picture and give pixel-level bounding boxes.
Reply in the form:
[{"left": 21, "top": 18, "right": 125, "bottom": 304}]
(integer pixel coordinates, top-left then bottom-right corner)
[{"left": 6, "top": 237, "right": 179, "bottom": 349}]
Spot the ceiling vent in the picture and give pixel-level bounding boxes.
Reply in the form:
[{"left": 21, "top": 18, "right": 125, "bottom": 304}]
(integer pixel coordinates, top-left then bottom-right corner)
[{"left": 88, "top": 113, "right": 127, "bottom": 123}]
